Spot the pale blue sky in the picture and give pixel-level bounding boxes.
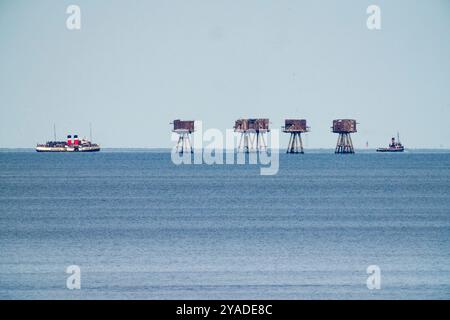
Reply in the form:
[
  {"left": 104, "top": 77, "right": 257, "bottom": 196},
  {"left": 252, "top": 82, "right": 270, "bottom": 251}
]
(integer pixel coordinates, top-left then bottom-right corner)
[{"left": 0, "top": 0, "right": 449, "bottom": 148}]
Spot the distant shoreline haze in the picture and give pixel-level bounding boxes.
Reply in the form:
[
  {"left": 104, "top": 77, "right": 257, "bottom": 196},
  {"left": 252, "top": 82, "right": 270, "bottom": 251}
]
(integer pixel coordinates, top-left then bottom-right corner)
[{"left": 0, "top": 1, "right": 449, "bottom": 148}]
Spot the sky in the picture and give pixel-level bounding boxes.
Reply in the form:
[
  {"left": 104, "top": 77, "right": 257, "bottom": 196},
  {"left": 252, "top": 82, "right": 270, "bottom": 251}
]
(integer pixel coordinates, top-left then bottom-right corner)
[{"left": 0, "top": 0, "right": 449, "bottom": 148}]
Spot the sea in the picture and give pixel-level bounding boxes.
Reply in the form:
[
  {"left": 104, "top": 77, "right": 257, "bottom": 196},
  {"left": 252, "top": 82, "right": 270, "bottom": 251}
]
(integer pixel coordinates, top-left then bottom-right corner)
[{"left": 0, "top": 149, "right": 449, "bottom": 299}]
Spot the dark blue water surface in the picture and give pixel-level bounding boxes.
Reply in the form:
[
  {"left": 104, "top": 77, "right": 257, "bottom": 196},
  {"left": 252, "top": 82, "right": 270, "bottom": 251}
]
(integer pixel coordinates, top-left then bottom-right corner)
[{"left": 0, "top": 150, "right": 449, "bottom": 299}]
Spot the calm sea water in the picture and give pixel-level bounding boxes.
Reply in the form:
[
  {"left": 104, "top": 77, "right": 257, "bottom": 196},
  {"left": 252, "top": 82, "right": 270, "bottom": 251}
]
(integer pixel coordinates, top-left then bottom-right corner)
[{"left": 0, "top": 150, "right": 449, "bottom": 299}]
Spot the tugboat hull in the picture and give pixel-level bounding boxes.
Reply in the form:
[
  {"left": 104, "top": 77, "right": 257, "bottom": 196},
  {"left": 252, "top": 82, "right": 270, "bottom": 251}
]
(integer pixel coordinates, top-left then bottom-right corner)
[{"left": 376, "top": 147, "right": 404, "bottom": 152}]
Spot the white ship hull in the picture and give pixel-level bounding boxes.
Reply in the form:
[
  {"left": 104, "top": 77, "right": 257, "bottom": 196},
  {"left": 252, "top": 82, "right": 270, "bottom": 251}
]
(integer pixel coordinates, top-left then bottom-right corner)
[
  {"left": 35, "top": 146, "right": 67, "bottom": 152},
  {"left": 36, "top": 145, "right": 100, "bottom": 152},
  {"left": 78, "top": 145, "right": 101, "bottom": 152}
]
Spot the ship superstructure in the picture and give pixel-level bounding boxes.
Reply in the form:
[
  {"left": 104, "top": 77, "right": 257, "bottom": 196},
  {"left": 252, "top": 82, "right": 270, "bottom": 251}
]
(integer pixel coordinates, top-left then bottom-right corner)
[{"left": 36, "top": 134, "right": 100, "bottom": 152}]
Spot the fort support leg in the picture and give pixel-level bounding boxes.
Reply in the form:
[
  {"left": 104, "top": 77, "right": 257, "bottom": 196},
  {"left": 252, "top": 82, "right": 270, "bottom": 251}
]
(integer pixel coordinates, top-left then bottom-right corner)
[
  {"left": 180, "top": 135, "right": 184, "bottom": 154},
  {"left": 287, "top": 132, "right": 305, "bottom": 154},
  {"left": 335, "top": 133, "right": 354, "bottom": 154},
  {"left": 287, "top": 133, "right": 293, "bottom": 153},
  {"left": 176, "top": 135, "right": 182, "bottom": 153},
  {"left": 238, "top": 133, "right": 243, "bottom": 152},
  {"left": 294, "top": 133, "right": 299, "bottom": 153},
  {"left": 256, "top": 132, "right": 260, "bottom": 152},
  {"left": 335, "top": 134, "right": 342, "bottom": 153},
  {"left": 249, "top": 133, "right": 255, "bottom": 152},
  {"left": 181, "top": 134, "right": 186, "bottom": 153},
  {"left": 298, "top": 133, "right": 304, "bottom": 154},
  {"left": 345, "top": 134, "right": 350, "bottom": 153},
  {"left": 186, "top": 133, "right": 193, "bottom": 154},
  {"left": 347, "top": 133, "right": 354, "bottom": 153},
  {"left": 244, "top": 133, "right": 249, "bottom": 153},
  {"left": 259, "top": 133, "right": 267, "bottom": 152}
]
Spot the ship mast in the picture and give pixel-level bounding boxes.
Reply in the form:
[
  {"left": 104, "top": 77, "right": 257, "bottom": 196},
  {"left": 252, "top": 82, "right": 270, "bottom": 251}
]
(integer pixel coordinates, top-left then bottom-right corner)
[
  {"left": 90, "top": 123, "right": 92, "bottom": 142},
  {"left": 53, "top": 123, "right": 56, "bottom": 141}
]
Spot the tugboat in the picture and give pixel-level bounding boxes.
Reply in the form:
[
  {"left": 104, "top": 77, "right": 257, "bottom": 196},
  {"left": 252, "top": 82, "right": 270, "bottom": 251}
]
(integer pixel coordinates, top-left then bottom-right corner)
[
  {"left": 376, "top": 133, "right": 404, "bottom": 152},
  {"left": 36, "top": 134, "right": 100, "bottom": 152}
]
